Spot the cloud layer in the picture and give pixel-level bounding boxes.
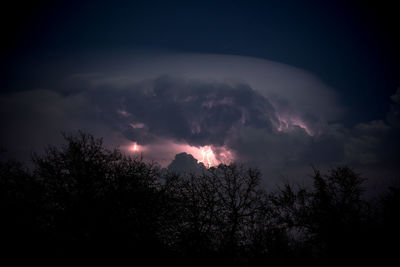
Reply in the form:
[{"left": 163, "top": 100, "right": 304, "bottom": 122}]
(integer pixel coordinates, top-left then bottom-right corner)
[{"left": 1, "top": 53, "right": 399, "bottom": 188}]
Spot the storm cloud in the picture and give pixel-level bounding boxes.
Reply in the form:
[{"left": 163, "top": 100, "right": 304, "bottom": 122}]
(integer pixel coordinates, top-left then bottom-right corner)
[
  {"left": 1, "top": 53, "right": 399, "bottom": 186},
  {"left": 88, "top": 76, "right": 279, "bottom": 146}
]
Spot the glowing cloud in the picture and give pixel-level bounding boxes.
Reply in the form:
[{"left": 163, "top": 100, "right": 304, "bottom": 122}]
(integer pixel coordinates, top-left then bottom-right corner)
[
  {"left": 275, "top": 114, "right": 314, "bottom": 136},
  {"left": 122, "top": 139, "right": 234, "bottom": 168},
  {"left": 128, "top": 141, "right": 144, "bottom": 153},
  {"left": 197, "top": 146, "right": 214, "bottom": 168},
  {"left": 130, "top": 122, "right": 146, "bottom": 129}
]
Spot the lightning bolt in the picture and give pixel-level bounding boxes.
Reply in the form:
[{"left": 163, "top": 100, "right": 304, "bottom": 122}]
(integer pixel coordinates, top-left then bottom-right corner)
[
  {"left": 131, "top": 142, "right": 138, "bottom": 152},
  {"left": 197, "top": 146, "right": 213, "bottom": 168}
]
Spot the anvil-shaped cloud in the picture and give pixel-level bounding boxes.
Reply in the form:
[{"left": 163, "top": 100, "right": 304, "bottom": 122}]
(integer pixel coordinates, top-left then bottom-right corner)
[{"left": 1, "top": 52, "right": 399, "bottom": 187}]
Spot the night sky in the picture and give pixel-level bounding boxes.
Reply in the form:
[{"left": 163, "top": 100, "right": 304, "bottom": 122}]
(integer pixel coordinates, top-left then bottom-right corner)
[{"left": 1, "top": 0, "right": 399, "bottom": 189}]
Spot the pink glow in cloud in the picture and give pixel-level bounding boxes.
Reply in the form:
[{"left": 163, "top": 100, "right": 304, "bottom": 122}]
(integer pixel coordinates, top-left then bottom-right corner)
[
  {"left": 122, "top": 139, "right": 234, "bottom": 167},
  {"left": 195, "top": 145, "right": 235, "bottom": 168},
  {"left": 129, "top": 122, "right": 146, "bottom": 129},
  {"left": 275, "top": 114, "right": 314, "bottom": 136}
]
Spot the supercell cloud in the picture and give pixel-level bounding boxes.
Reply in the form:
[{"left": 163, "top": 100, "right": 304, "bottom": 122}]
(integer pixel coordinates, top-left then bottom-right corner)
[{"left": 1, "top": 52, "right": 399, "bottom": 186}]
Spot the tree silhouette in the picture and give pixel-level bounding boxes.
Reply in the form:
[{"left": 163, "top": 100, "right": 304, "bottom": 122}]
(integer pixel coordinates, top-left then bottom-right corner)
[
  {"left": 1, "top": 132, "right": 399, "bottom": 265},
  {"left": 371, "top": 185, "right": 400, "bottom": 265},
  {"left": 163, "top": 164, "right": 292, "bottom": 265},
  {"left": 28, "top": 132, "right": 168, "bottom": 261},
  {"left": 271, "top": 166, "right": 372, "bottom": 265},
  {"left": 0, "top": 158, "right": 43, "bottom": 240}
]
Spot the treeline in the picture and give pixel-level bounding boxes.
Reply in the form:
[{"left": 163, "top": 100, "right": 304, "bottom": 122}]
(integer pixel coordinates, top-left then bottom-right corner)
[{"left": 0, "top": 132, "right": 399, "bottom": 266}]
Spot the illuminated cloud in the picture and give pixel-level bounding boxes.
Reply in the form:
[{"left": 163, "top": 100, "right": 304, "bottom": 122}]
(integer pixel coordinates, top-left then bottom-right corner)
[
  {"left": 1, "top": 52, "right": 398, "bottom": 184},
  {"left": 121, "top": 138, "right": 234, "bottom": 168}
]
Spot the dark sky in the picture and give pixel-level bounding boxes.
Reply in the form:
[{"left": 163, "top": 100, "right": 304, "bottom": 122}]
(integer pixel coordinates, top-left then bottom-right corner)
[
  {"left": 2, "top": 0, "right": 399, "bottom": 122},
  {"left": 1, "top": 0, "right": 399, "bottom": 188}
]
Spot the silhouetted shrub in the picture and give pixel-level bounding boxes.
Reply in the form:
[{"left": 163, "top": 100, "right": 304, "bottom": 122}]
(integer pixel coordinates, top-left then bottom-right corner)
[{"left": 0, "top": 132, "right": 399, "bottom": 265}]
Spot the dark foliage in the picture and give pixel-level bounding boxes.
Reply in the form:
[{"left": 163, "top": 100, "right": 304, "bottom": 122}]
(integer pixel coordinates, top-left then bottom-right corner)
[{"left": 0, "top": 132, "right": 399, "bottom": 265}]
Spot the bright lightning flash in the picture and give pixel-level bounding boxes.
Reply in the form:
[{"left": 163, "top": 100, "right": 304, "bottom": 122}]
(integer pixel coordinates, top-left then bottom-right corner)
[
  {"left": 197, "top": 146, "right": 214, "bottom": 168},
  {"left": 130, "top": 142, "right": 140, "bottom": 152}
]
